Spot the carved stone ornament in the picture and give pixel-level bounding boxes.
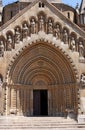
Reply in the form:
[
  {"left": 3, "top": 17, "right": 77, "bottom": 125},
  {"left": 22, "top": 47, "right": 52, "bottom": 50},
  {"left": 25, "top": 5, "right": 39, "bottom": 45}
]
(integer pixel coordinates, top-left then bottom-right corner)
[
  {"left": 63, "top": 29, "right": 68, "bottom": 44},
  {"left": 15, "top": 27, "right": 21, "bottom": 43},
  {"left": 0, "top": 40, "right": 4, "bottom": 57},
  {"left": 54, "top": 24, "right": 61, "bottom": 39},
  {"left": 80, "top": 73, "right": 85, "bottom": 87},
  {"left": 48, "top": 19, "right": 53, "bottom": 34},
  {"left": 79, "top": 41, "right": 84, "bottom": 58},
  {"left": 30, "top": 18, "right": 36, "bottom": 34},
  {"left": 70, "top": 37, "right": 76, "bottom": 51},
  {"left": 7, "top": 35, "right": 13, "bottom": 51},
  {"left": 39, "top": 15, "right": 45, "bottom": 32},
  {"left": 22, "top": 23, "right": 29, "bottom": 38}
]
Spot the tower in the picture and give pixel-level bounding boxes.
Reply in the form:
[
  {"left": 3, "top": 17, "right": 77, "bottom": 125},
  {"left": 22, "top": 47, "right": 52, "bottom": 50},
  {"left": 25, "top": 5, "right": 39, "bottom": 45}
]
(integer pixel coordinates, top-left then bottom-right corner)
[
  {"left": 48, "top": 0, "right": 61, "bottom": 3},
  {"left": 79, "top": 0, "right": 85, "bottom": 25},
  {"left": 0, "top": 0, "right": 3, "bottom": 25},
  {"left": 19, "top": 0, "right": 35, "bottom": 2}
]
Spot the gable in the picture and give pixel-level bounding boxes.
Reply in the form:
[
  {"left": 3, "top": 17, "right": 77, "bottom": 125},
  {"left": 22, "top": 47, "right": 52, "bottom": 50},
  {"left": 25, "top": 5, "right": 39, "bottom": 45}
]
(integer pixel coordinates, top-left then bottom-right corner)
[
  {"left": 0, "top": 0, "right": 85, "bottom": 64},
  {"left": 0, "top": 0, "right": 85, "bottom": 37}
]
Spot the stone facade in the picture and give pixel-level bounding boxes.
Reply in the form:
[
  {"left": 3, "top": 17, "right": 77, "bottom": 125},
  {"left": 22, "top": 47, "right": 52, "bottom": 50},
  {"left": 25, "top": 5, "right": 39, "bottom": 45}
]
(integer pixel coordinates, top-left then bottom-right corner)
[{"left": 0, "top": 0, "right": 85, "bottom": 122}]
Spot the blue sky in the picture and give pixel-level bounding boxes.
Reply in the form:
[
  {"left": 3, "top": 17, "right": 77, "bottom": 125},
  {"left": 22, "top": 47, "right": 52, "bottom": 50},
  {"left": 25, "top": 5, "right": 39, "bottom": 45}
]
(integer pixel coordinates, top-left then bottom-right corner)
[{"left": 2, "top": 0, "right": 82, "bottom": 8}]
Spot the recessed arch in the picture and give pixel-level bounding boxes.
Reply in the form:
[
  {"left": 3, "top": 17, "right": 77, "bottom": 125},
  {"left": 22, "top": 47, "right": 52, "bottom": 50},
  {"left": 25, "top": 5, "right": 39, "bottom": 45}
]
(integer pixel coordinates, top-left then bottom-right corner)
[
  {"left": 14, "top": 25, "right": 22, "bottom": 32},
  {"left": 6, "top": 39, "right": 79, "bottom": 116},
  {"left": 37, "top": 11, "right": 46, "bottom": 18},
  {"left": 70, "top": 32, "right": 77, "bottom": 39},
  {"left": 6, "top": 30, "right": 14, "bottom": 37},
  {"left": 7, "top": 43, "right": 75, "bottom": 82},
  {"left": 63, "top": 26, "right": 69, "bottom": 34}
]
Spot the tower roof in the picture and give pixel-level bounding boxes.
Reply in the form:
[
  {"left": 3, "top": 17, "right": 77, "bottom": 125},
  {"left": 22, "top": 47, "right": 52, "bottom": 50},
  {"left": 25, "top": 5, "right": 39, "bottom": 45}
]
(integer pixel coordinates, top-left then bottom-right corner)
[
  {"left": 19, "top": 0, "right": 61, "bottom": 3},
  {"left": 80, "top": 0, "right": 85, "bottom": 14},
  {"left": 0, "top": 0, "right": 2, "bottom": 6},
  {"left": 48, "top": 0, "right": 61, "bottom": 3}
]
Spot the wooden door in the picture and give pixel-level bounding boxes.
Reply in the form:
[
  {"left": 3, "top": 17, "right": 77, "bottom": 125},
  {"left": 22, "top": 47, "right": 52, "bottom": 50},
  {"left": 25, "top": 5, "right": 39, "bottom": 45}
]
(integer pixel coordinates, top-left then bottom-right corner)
[{"left": 33, "top": 90, "right": 40, "bottom": 116}]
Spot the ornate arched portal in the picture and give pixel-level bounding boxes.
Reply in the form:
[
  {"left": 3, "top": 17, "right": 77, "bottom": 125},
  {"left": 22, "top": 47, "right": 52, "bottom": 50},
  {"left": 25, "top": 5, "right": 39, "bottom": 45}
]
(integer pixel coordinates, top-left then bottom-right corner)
[{"left": 6, "top": 40, "right": 78, "bottom": 117}]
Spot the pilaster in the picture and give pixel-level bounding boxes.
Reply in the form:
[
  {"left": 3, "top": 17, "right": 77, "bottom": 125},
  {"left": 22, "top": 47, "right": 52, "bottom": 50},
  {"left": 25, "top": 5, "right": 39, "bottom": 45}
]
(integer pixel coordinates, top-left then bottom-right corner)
[{"left": 10, "top": 88, "right": 17, "bottom": 114}]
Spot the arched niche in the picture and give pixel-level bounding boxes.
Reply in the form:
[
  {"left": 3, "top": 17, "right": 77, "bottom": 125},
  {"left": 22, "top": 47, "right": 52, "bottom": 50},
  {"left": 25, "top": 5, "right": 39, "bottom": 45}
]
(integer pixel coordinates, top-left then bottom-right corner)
[
  {"left": 37, "top": 11, "right": 46, "bottom": 32},
  {"left": 69, "top": 32, "right": 77, "bottom": 51}
]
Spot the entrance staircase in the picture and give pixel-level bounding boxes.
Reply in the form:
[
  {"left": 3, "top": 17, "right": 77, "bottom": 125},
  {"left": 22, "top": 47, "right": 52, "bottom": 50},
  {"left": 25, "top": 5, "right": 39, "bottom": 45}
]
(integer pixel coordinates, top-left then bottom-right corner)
[{"left": 0, "top": 116, "right": 85, "bottom": 130}]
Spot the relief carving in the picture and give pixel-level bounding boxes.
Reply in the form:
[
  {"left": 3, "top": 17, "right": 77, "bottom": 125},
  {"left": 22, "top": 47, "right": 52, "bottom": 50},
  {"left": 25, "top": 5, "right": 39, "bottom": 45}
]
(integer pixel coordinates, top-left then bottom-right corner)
[
  {"left": 79, "top": 41, "right": 84, "bottom": 58},
  {"left": 80, "top": 73, "right": 85, "bottom": 87},
  {"left": 7, "top": 35, "right": 13, "bottom": 51},
  {"left": 0, "top": 40, "right": 4, "bottom": 57},
  {"left": 39, "top": 15, "right": 45, "bottom": 32},
  {"left": 22, "top": 23, "right": 29, "bottom": 39},
  {"left": 70, "top": 37, "right": 76, "bottom": 51},
  {"left": 15, "top": 27, "right": 21, "bottom": 43},
  {"left": 63, "top": 29, "right": 69, "bottom": 44},
  {"left": 54, "top": 24, "right": 61, "bottom": 39},
  {"left": 30, "top": 18, "right": 36, "bottom": 34},
  {"left": 47, "top": 19, "right": 53, "bottom": 34}
]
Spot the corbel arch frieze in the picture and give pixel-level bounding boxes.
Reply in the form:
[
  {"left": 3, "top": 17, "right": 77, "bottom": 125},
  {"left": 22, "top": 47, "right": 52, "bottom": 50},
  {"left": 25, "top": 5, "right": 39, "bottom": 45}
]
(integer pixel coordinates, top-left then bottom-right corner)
[{"left": 5, "top": 38, "right": 79, "bottom": 86}]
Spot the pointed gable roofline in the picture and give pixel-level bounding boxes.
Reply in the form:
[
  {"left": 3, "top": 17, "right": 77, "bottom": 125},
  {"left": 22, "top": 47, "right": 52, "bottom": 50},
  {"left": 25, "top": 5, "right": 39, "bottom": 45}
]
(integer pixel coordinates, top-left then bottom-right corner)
[
  {"left": 0, "top": 0, "right": 85, "bottom": 38},
  {"left": 80, "top": 0, "right": 85, "bottom": 14}
]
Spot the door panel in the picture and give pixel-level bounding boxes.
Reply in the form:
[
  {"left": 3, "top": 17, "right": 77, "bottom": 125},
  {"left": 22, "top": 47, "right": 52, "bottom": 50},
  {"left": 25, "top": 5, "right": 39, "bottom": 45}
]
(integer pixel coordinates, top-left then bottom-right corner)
[
  {"left": 41, "top": 90, "right": 48, "bottom": 115},
  {"left": 33, "top": 90, "right": 48, "bottom": 116},
  {"left": 33, "top": 90, "right": 40, "bottom": 115}
]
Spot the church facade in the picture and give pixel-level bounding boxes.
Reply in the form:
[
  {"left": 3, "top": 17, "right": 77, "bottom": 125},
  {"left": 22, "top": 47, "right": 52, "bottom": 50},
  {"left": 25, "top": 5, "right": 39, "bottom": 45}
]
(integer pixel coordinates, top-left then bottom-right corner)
[{"left": 0, "top": 0, "right": 85, "bottom": 122}]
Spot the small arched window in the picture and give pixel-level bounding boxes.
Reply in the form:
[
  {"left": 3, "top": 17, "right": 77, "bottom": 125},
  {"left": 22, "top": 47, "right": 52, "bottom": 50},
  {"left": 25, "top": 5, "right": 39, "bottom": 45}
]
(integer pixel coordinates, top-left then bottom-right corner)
[
  {"left": 39, "top": 2, "right": 44, "bottom": 8},
  {"left": 42, "top": 3, "right": 44, "bottom": 8},
  {"left": 39, "top": 2, "right": 42, "bottom": 8},
  {"left": 67, "top": 12, "right": 70, "bottom": 19}
]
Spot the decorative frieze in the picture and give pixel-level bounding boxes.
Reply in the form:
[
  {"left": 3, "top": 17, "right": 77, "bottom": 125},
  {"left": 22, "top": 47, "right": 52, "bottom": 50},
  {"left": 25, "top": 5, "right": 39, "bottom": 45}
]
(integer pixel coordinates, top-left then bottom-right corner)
[{"left": 0, "top": 11, "right": 84, "bottom": 61}]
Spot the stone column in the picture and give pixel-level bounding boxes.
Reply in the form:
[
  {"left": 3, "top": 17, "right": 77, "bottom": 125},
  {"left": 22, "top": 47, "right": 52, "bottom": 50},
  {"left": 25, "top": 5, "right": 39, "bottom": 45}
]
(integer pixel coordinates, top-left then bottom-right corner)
[
  {"left": 0, "top": 83, "right": 5, "bottom": 115},
  {"left": 20, "top": 89, "right": 24, "bottom": 115},
  {"left": 26, "top": 89, "right": 30, "bottom": 116},
  {"left": 52, "top": 87, "right": 56, "bottom": 116},
  {"left": 30, "top": 89, "right": 33, "bottom": 116},
  {"left": 6, "top": 87, "right": 11, "bottom": 115},
  {"left": 48, "top": 89, "right": 52, "bottom": 116},
  {"left": 23, "top": 89, "right": 27, "bottom": 115},
  {"left": 10, "top": 88, "right": 17, "bottom": 114},
  {"left": 16, "top": 89, "right": 21, "bottom": 115},
  {"left": 55, "top": 86, "right": 58, "bottom": 116}
]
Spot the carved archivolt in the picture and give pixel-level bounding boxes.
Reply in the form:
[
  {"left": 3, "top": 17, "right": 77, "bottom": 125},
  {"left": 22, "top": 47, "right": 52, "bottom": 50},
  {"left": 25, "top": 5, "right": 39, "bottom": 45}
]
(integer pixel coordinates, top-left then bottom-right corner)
[{"left": 6, "top": 39, "right": 78, "bottom": 85}]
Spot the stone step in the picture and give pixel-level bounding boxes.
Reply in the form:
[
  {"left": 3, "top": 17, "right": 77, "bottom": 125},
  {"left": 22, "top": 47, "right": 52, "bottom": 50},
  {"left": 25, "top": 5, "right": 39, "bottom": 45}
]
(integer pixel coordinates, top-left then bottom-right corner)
[
  {"left": 0, "top": 124, "right": 81, "bottom": 127},
  {"left": 0, "top": 116, "right": 85, "bottom": 130}
]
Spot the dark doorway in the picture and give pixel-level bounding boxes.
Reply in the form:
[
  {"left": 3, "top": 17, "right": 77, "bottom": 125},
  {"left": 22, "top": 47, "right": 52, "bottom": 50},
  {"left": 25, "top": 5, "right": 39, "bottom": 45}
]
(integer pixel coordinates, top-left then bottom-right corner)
[{"left": 33, "top": 90, "right": 48, "bottom": 116}]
